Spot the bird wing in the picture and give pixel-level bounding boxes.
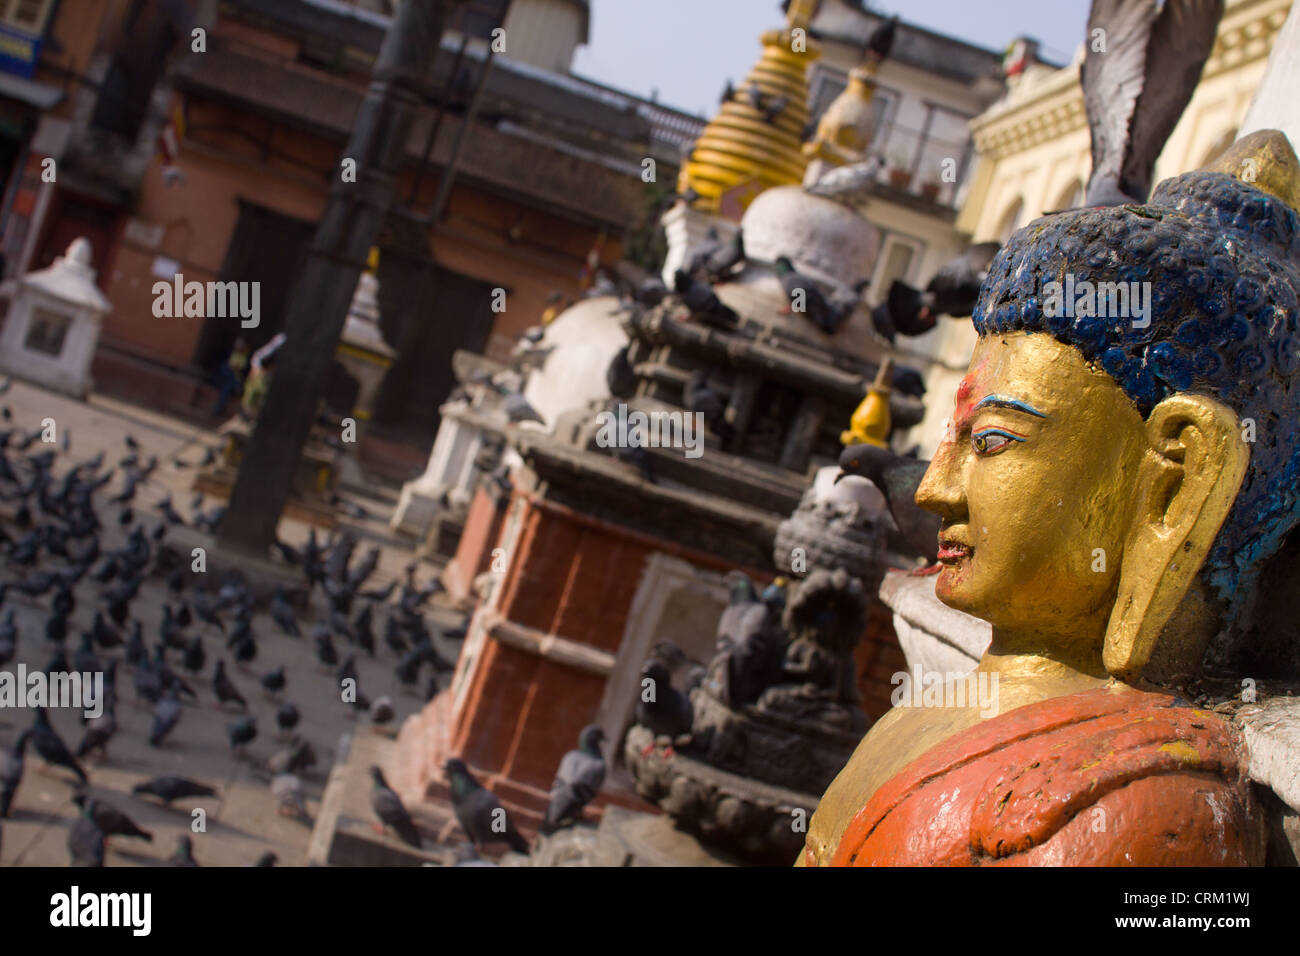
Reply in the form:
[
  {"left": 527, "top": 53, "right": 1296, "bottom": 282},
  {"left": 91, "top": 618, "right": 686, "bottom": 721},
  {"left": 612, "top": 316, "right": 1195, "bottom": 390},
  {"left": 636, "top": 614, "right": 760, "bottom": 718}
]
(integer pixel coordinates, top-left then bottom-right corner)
[{"left": 1083, "top": 0, "right": 1223, "bottom": 204}]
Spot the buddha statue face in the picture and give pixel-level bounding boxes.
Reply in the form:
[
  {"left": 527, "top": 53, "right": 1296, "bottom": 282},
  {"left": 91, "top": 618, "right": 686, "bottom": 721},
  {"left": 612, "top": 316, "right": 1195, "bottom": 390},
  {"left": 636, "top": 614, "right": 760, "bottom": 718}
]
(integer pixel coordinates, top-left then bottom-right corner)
[
  {"left": 910, "top": 131, "right": 1300, "bottom": 683},
  {"left": 916, "top": 330, "right": 1246, "bottom": 679}
]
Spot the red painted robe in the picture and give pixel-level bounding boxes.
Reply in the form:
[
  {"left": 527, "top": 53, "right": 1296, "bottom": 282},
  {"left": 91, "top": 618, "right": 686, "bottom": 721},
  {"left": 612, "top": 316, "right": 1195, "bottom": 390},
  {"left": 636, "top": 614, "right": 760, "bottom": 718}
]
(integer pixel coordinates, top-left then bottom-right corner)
[{"left": 820, "top": 685, "right": 1263, "bottom": 866}]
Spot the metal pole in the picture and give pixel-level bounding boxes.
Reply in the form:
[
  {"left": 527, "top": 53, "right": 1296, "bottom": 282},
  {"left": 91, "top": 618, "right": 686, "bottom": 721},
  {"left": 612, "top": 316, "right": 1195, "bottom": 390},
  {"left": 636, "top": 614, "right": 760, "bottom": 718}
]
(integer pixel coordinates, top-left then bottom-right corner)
[
  {"left": 217, "top": 0, "right": 468, "bottom": 554},
  {"left": 427, "top": 43, "right": 496, "bottom": 224}
]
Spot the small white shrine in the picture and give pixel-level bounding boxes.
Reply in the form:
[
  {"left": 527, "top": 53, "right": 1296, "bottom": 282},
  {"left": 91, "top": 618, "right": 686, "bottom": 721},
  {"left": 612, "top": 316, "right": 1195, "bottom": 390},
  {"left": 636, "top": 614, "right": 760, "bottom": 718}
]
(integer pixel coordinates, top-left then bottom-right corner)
[{"left": 0, "top": 238, "right": 112, "bottom": 398}]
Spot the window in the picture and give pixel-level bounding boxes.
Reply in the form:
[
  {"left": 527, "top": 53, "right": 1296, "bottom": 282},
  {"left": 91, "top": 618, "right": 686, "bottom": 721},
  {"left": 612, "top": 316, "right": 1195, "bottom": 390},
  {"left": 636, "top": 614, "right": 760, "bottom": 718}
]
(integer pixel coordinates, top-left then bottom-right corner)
[
  {"left": 24, "top": 307, "right": 70, "bottom": 356},
  {"left": 0, "top": 0, "right": 53, "bottom": 33},
  {"left": 870, "top": 233, "right": 923, "bottom": 302}
]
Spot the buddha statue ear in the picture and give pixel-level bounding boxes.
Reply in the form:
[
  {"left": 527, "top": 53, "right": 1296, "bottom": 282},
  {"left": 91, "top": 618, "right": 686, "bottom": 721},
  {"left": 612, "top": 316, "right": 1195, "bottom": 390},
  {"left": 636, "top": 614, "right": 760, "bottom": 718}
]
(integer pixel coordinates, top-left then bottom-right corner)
[{"left": 1104, "top": 393, "right": 1248, "bottom": 679}]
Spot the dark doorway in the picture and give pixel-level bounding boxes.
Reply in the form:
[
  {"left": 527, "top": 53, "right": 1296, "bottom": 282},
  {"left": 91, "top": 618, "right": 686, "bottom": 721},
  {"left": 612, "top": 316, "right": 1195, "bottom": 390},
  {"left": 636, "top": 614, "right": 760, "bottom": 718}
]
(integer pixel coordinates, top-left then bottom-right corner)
[
  {"left": 195, "top": 200, "right": 315, "bottom": 373},
  {"left": 370, "top": 252, "right": 496, "bottom": 450},
  {"left": 32, "top": 191, "right": 120, "bottom": 279}
]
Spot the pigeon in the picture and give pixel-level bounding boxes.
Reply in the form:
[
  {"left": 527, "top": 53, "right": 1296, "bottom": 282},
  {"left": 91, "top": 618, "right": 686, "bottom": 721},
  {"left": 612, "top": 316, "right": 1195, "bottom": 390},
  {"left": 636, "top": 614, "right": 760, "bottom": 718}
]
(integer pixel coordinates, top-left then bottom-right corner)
[
  {"left": 837, "top": 443, "right": 940, "bottom": 563},
  {"left": 182, "top": 635, "right": 205, "bottom": 676},
  {"left": 314, "top": 628, "right": 338, "bottom": 668},
  {"left": 540, "top": 725, "right": 607, "bottom": 834},
  {"left": 443, "top": 757, "right": 529, "bottom": 853},
  {"left": 684, "top": 227, "right": 723, "bottom": 277},
  {"left": 502, "top": 392, "right": 544, "bottom": 426},
  {"left": 30, "top": 709, "right": 88, "bottom": 783},
  {"left": 148, "top": 690, "right": 183, "bottom": 747},
  {"left": 131, "top": 775, "right": 217, "bottom": 805},
  {"left": 807, "top": 156, "right": 886, "bottom": 205},
  {"left": 260, "top": 666, "right": 286, "bottom": 696},
  {"left": 75, "top": 709, "right": 117, "bottom": 761},
  {"left": 269, "top": 588, "right": 299, "bottom": 637},
  {"left": 865, "top": 13, "right": 899, "bottom": 62},
  {"left": 252, "top": 852, "right": 277, "bottom": 867},
  {"left": 673, "top": 270, "right": 738, "bottom": 330},
  {"left": 683, "top": 370, "right": 730, "bottom": 442},
  {"left": 271, "top": 773, "right": 308, "bottom": 819},
  {"left": 72, "top": 793, "right": 152, "bottom": 843},
  {"left": 168, "top": 834, "right": 199, "bottom": 866},
  {"left": 275, "top": 702, "right": 300, "bottom": 735},
  {"left": 226, "top": 716, "right": 257, "bottom": 754},
  {"left": 760, "top": 94, "right": 787, "bottom": 124},
  {"left": 1, "top": 732, "right": 28, "bottom": 818},
  {"left": 268, "top": 738, "right": 316, "bottom": 776},
  {"left": 700, "top": 229, "right": 746, "bottom": 283},
  {"left": 775, "top": 256, "right": 837, "bottom": 334},
  {"left": 873, "top": 242, "right": 1002, "bottom": 341},
  {"left": 635, "top": 660, "right": 693, "bottom": 745},
  {"left": 369, "top": 696, "right": 395, "bottom": 730},
  {"left": 1082, "top": 0, "right": 1224, "bottom": 207},
  {"left": 370, "top": 765, "right": 421, "bottom": 848},
  {"left": 67, "top": 804, "right": 105, "bottom": 866},
  {"left": 605, "top": 346, "right": 638, "bottom": 400}
]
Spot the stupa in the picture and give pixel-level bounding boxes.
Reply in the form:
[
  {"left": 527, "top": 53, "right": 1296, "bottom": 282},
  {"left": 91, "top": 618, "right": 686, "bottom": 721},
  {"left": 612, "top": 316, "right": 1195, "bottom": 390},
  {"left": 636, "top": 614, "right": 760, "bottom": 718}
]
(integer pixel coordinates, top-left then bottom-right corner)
[{"left": 387, "top": 3, "right": 924, "bottom": 845}]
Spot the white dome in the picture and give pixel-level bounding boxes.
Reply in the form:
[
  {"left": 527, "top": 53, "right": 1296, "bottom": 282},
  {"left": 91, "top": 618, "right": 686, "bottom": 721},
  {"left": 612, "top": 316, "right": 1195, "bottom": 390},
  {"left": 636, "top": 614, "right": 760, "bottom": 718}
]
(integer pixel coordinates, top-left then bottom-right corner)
[
  {"left": 740, "top": 185, "right": 879, "bottom": 289},
  {"left": 522, "top": 295, "right": 628, "bottom": 429}
]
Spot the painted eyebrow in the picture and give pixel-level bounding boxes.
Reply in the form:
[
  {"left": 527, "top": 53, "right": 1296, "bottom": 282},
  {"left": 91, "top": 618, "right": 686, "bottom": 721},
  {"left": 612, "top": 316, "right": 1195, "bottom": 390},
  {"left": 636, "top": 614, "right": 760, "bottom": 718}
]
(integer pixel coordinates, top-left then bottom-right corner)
[{"left": 973, "top": 394, "right": 1048, "bottom": 418}]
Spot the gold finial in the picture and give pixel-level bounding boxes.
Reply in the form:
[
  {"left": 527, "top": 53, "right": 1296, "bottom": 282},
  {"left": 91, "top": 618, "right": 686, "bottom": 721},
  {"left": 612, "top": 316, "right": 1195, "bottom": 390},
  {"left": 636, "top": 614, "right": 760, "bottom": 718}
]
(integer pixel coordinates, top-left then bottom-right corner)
[
  {"left": 803, "top": 66, "right": 879, "bottom": 167},
  {"left": 366, "top": 246, "right": 380, "bottom": 273},
  {"left": 840, "top": 358, "right": 892, "bottom": 447},
  {"left": 1203, "top": 129, "right": 1300, "bottom": 215},
  {"left": 786, "top": 0, "right": 819, "bottom": 31},
  {"left": 677, "top": 9, "right": 820, "bottom": 216}
]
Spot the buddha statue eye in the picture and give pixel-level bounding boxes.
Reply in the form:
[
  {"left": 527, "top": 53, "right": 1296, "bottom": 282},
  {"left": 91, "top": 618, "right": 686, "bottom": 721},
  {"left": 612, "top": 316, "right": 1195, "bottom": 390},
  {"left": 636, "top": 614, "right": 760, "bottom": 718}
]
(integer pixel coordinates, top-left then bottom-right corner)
[{"left": 971, "top": 428, "right": 1025, "bottom": 456}]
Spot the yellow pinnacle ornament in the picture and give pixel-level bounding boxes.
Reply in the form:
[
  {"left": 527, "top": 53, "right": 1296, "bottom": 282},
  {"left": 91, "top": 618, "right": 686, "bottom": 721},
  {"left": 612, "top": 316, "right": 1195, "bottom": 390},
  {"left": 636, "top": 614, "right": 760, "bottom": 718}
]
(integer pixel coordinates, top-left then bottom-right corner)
[
  {"left": 840, "top": 358, "right": 892, "bottom": 447},
  {"left": 677, "top": 2, "right": 820, "bottom": 217}
]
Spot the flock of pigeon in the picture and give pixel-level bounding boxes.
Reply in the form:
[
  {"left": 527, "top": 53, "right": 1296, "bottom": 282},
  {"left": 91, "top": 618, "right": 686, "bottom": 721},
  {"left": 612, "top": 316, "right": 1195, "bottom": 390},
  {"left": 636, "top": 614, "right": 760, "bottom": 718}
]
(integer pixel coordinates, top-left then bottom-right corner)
[{"left": 0, "top": 383, "right": 615, "bottom": 865}]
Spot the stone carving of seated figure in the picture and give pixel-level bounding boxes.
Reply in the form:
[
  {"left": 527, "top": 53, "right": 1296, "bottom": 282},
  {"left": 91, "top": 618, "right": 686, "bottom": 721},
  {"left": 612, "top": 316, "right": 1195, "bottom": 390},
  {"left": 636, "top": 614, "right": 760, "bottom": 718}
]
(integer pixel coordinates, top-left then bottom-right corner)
[{"left": 801, "top": 130, "right": 1300, "bottom": 866}]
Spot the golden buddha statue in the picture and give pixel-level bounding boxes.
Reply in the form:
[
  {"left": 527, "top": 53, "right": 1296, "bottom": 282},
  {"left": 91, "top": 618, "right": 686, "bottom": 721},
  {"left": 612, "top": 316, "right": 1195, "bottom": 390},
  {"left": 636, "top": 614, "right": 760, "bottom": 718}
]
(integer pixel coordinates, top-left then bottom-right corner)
[{"left": 800, "top": 130, "right": 1300, "bottom": 866}]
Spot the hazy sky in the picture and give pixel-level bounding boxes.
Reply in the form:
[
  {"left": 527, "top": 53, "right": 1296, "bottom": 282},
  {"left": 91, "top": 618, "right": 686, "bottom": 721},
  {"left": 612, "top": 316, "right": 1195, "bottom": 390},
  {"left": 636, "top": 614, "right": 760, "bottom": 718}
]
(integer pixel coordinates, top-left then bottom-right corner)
[{"left": 571, "top": 0, "right": 1092, "bottom": 116}]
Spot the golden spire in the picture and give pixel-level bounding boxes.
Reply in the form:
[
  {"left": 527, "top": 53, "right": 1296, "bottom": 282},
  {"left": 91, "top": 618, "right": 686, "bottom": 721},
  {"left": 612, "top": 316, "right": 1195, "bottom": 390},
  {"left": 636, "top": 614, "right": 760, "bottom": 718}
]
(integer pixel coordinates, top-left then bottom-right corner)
[
  {"left": 677, "top": 4, "right": 820, "bottom": 217},
  {"left": 840, "top": 358, "right": 893, "bottom": 448},
  {"left": 1204, "top": 129, "right": 1300, "bottom": 214}
]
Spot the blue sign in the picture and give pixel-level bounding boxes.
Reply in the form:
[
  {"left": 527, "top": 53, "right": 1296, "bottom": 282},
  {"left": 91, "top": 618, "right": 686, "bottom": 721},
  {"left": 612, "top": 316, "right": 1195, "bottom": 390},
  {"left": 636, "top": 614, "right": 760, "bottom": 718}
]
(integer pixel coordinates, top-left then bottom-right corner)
[{"left": 0, "top": 23, "right": 40, "bottom": 79}]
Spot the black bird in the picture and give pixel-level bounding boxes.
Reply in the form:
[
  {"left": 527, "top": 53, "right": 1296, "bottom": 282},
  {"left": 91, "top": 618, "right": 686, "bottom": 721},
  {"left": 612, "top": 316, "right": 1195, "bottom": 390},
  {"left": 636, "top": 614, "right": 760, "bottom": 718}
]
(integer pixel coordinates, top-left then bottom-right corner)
[
  {"left": 683, "top": 370, "right": 730, "bottom": 442},
  {"left": 775, "top": 256, "right": 837, "bottom": 334},
  {"left": 30, "top": 709, "right": 87, "bottom": 783},
  {"left": 701, "top": 230, "right": 746, "bottom": 283},
  {"left": 276, "top": 701, "right": 300, "bottom": 735},
  {"left": 760, "top": 94, "right": 787, "bottom": 124},
  {"left": 1, "top": 731, "right": 29, "bottom": 818},
  {"left": 354, "top": 604, "right": 375, "bottom": 657},
  {"left": 871, "top": 242, "right": 1002, "bottom": 342},
  {"left": 605, "top": 345, "right": 637, "bottom": 400},
  {"left": 865, "top": 14, "right": 898, "bottom": 63},
  {"left": 314, "top": 627, "right": 338, "bottom": 668},
  {"left": 684, "top": 227, "right": 723, "bottom": 277},
  {"left": 673, "top": 270, "right": 738, "bottom": 330},
  {"left": 226, "top": 716, "right": 257, "bottom": 754},
  {"left": 635, "top": 660, "right": 693, "bottom": 746},
  {"left": 260, "top": 665, "right": 286, "bottom": 696},
  {"left": 269, "top": 588, "right": 299, "bottom": 637},
  {"left": 182, "top": 635, "right": 205, "bottom": 676},
  {"left": 443, "top": 757, "right": 529, "bottom": 853},
  {"left": 72, "top": 793, "right": 152, "bottom": 843},
  {"left": 75, "top": 709, "right": 117, "bottom": 761},
  {"left": 131, "top": 775, "right": 216, "bottom": 806},
  {"left": 1082, "top": 0, "right": 1224, "bottom": 207},
  {"left": 540, "top": 725, "right": 607, "bottom": 835},
  {"left": 168, "top": 834, "right": 199, "bottom": 866},
  {"left": 369, "top": 765, "right": 421, "bottom": 848},
  {"left": 253, "top": 852, "right": 277, "bottom": 867},
  {"left": 837, "top": 443, "right": 940, "bottom": 563},
  {"left": 191, "top": 587, "right": 224, "bottom": 632},
  {"left": 383, "top": 615, "right": 409, "bottom": 656},
  {"left": 155, "top": 494, "right": 185, "bottom": 526},
  {"left": 149, "top": 690, "right": 183, "bottom": 747},
  {"left": 124, "top": 621, "right": 147, "bottom": 667},
  {"left": 212, "top": 660, "right": 247, "bottom": 710},
  {"left": 67, "top": 803, "right": 105, "bottom": 866}
]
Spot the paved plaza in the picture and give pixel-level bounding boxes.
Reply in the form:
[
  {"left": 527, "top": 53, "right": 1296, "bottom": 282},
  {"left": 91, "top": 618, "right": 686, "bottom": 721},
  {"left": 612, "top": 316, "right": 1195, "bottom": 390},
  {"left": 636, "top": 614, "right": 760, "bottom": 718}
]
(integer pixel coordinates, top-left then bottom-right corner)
[{"left": 0, "top": 378, "right": 461, "bottom": 866}]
